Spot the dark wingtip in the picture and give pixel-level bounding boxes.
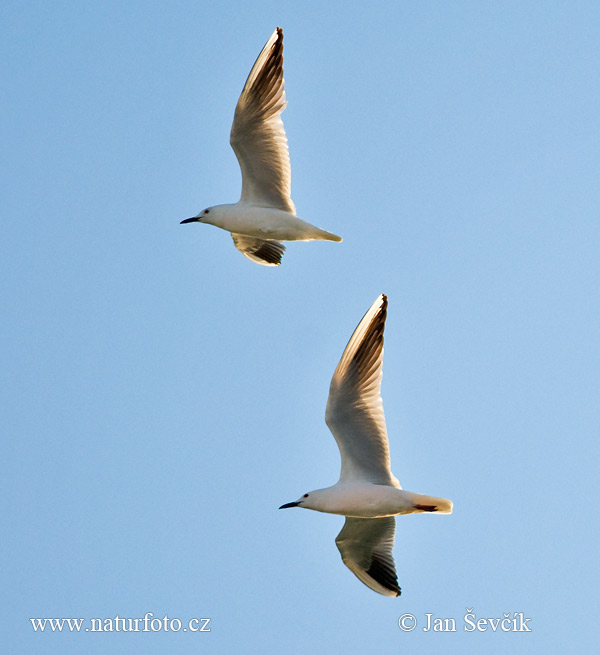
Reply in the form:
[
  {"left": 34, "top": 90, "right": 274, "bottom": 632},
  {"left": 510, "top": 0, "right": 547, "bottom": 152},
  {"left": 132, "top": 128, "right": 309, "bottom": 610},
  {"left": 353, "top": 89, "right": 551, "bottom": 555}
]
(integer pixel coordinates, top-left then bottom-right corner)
[
  {"left": 253, "top": 240, "right": 284, "bottom": 265},
  {"left": 366, "top": 556, "right": 401, "bottom": 596},
  {"left": 376, "top": 294, "right": 388, "bottom": 331}
]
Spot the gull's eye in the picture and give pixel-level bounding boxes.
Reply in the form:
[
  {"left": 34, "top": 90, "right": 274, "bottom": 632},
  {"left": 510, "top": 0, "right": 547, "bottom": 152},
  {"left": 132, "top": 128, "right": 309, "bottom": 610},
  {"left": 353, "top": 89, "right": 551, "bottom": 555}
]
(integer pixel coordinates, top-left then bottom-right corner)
[
  {"left": 204, "top": 209, "right": 209, "bottom": 214},
  {"left": 303, "top": 494, "right": 309, "bottom": 498}
]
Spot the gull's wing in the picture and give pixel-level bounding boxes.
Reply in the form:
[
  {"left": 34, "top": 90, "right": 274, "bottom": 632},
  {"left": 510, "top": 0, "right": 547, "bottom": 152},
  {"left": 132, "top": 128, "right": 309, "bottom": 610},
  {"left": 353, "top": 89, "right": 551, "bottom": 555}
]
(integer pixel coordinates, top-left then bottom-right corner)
[
  {"left": 230, "top": 28, "right": 296, "bottom": 214},
  {"left": 325, "top": 294, "right": 400, "bottom": 486},
  {"left": 335, "top": 517, "right": 400, "bottom": 597},
  {"left": 231, "top": 233, "right": 286, "bottom": 266}
]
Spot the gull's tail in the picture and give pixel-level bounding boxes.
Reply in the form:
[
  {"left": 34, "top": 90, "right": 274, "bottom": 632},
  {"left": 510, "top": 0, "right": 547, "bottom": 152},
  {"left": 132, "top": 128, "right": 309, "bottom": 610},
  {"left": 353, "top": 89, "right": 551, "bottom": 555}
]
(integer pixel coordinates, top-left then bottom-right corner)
[
  {"left": 405, "top": 492, "right": 453, "bottom": 514},
  {"left": 314, "top": 227, "right": 342, "bottom": 242},
  {"left": 292, "top": 217, "right": 342, "bottom": 242}
]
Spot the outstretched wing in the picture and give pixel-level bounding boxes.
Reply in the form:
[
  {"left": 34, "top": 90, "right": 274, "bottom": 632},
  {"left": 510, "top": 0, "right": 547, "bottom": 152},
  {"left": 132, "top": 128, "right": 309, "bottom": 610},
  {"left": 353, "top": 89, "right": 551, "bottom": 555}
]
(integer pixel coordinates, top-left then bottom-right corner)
[
  {"left": 325, "top": 294, "right": 400, "bottom": 486},
  {"left": 231, "top": 233, "right": 286, "bottom": 266},
  {"left": 335, "top": 517, "right": 400, "bottom": 597},
  {"left": 230, "top": 28, "right": 295, "bottom": 213}
]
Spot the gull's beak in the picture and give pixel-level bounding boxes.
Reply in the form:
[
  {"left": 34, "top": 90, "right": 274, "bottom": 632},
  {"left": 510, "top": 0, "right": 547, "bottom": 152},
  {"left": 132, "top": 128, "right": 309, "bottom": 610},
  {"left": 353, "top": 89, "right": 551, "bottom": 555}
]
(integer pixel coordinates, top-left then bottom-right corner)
[
  {"left": 279, "top": 501, "right": 300, "bottom": 509},
  {"left": 180, "top": 217, "right": 199, "bottom": 224}
]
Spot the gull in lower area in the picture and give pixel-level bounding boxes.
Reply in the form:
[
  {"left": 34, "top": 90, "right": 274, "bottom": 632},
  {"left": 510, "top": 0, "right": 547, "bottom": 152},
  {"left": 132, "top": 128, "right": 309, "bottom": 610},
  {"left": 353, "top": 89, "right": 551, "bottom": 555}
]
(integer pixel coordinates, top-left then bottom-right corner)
[
  {"left": 279, "top": 295, "right": 453, "bottom": 596},
  {"left": 181, "top": 27, "right": 341, "bottom": 266}
]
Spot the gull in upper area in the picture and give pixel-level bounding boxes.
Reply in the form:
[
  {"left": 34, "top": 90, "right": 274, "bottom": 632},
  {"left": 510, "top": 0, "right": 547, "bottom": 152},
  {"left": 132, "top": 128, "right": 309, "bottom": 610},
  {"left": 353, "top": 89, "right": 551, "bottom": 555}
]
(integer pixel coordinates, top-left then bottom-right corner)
[
  {"left": 181, "top": 27, "right": 342, "bottom": 266},
  {"left": 279, "top": 295, "right": 453, "bottom": 596}
]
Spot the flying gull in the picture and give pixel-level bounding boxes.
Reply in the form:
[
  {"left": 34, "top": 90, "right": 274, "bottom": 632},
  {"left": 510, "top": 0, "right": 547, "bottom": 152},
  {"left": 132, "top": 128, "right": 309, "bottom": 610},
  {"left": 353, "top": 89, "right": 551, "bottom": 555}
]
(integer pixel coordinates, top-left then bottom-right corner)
[
  {"left": 279, "top": 295, "right": 453, "bottom": 596},
  {"left": 181, "top": 27, "right": 342, "bottom": 266}
]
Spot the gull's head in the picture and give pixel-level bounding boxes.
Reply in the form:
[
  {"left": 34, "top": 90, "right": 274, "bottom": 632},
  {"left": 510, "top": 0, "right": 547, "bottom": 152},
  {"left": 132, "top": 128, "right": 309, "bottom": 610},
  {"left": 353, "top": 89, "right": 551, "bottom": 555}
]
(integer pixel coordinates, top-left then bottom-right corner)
[
  {"left": 279, "top": 490, "right": 326, "bottom": 512},
  {"left": 180, "top": 207, "right": 213, "bottom": 225}
]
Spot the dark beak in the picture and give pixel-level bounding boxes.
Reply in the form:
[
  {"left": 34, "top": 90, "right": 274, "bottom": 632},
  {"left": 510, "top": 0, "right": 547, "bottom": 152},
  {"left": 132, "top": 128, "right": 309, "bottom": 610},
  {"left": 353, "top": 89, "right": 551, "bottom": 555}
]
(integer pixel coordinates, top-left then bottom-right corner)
[
  {"left": 180, "top": 217, "right": 198, "bottom": 224},
  {"left": 279, "top": 501, "right": 300, "bottom": 509}
]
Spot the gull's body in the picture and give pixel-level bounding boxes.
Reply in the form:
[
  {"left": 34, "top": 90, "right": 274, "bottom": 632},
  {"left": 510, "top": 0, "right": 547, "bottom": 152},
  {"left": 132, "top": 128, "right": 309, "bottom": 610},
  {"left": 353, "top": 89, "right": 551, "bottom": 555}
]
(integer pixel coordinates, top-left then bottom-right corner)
[
  {"left": 181, "top": 28, "right": 341, "bottom": 266},
  {"left": 280, "top": 295, "right": 452, "bottom": 596}
]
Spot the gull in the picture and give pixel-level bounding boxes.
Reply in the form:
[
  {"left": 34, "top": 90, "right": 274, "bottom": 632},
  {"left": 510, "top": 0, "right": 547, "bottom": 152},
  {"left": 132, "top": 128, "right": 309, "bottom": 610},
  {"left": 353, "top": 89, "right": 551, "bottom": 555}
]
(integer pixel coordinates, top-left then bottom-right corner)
[
  {"left": 181, "top": 27, "right": 342, "bottom": 266},
  {"left": 279, "top": 295, "right": 453, "bottom": 596}
]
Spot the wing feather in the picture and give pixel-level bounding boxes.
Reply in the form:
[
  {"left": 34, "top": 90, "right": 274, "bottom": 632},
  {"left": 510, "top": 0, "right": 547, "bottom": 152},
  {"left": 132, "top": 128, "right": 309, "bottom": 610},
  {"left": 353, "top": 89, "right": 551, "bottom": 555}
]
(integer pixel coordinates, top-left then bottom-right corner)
[
  {"left": 335, "top": 517, "right": 400, "bottom": 597},
  {"left": 230, "top": 28, "right": 295, "bottom": 213},
  {"left": 231, "top": 233, "right": 285, "bottom": 266},
  {"left": 325, "top": 294, "right": 399, "bottom": 486}
]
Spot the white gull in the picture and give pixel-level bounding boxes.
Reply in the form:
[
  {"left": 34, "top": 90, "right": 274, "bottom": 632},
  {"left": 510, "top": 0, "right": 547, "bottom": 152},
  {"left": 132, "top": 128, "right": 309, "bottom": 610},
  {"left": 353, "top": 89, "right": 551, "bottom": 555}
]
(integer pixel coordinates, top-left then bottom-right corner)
[
  {"left": 181, "top": 27, "right": 341, "bottom": 266},
  {"left": 279, "top": 295, "right": 453, "bottom": 596}
]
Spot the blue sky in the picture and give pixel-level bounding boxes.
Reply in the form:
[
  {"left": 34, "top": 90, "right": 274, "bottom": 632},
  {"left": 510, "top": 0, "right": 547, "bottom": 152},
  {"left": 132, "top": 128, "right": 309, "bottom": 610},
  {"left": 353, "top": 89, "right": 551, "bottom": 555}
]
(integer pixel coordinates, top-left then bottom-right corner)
[{"left": 2, "top": 1, "right": 599, "bottom": 652}]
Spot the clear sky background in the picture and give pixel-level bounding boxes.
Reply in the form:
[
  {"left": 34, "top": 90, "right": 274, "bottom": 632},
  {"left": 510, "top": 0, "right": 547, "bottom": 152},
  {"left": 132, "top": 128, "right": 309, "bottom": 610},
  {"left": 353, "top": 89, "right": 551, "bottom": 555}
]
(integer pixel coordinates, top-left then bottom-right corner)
[{"left": 2, "top": 1, "right": 599, "bottom": 653}]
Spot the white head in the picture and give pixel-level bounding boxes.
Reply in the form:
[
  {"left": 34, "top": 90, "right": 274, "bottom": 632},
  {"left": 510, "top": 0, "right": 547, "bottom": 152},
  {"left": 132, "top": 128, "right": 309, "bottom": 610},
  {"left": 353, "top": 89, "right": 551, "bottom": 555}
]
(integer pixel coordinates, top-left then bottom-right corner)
[
  {"left": 180, "top": 205, "right": 235, "bottom": 230},
  {"left": 279, "top": 489, "right": 329, "bottom": 513}
]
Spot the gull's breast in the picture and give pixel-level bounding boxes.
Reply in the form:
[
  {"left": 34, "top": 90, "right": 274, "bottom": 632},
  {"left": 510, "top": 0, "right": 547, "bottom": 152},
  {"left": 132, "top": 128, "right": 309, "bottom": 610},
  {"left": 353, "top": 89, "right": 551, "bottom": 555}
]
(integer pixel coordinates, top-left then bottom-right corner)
[{"left": 324, "top": 485, "right": 413, "bottom": 519}]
